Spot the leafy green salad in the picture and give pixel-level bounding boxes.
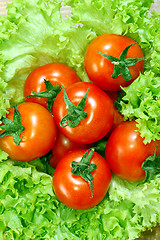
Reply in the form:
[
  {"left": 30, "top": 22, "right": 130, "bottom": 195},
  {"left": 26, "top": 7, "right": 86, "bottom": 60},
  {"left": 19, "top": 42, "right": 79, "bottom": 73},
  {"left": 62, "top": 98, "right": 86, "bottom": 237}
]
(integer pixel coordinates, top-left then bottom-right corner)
[{"left": 0, "top": 0, "right": 160, "bottom": 239}]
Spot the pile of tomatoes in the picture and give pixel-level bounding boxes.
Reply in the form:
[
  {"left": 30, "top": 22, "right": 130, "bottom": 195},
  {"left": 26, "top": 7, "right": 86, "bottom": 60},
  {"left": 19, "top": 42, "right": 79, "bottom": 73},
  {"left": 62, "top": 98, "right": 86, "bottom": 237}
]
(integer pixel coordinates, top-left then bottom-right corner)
[{"left": 0, "top": 34, "right": 159, "bottom": 210}]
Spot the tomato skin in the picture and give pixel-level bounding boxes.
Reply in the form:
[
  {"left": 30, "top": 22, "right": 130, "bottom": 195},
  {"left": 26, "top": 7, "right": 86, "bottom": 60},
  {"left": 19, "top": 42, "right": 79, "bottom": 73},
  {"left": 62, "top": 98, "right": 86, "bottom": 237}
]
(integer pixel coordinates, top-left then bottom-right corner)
[
  {"left": 52, "top": 82, "right": 114, "bottom": 144},
  {"left": 0, "top": 102, "right": 57, "bottom": 161},
  {"left": 147, "top": 139, "right": 160, "bottom": 156},
  {"left": 49, "top": 131, "right": 91, "bottom": 169},
  {"left": 84, "top": 34, "right": 144, "bottom": 91},
  {"left": 52, "top": 149, "right": 111, "bottom": 209},
  {"left": 24, "top": 62, "right": 80, "bottom": 108},
  {"left": 105, "top": 121, "right": 152, "bottom": 182}
]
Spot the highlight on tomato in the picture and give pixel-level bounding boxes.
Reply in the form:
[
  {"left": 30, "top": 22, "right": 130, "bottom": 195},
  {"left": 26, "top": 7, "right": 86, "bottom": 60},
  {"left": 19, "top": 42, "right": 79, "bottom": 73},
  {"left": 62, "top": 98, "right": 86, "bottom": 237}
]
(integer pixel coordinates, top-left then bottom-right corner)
[
  {"left": 0, "top": 102, "right": 57, "bottom": 161},
  {"left": 52, "top": 81, "right": 114, "bottom": 144},
  {"left": 84, "top": 34, "right": 144, "bottom": 91},
  {"left": 23, "top": 62, "right": 80, "bottom": 113},
  {"left": 105, "top": 121, "right": 160, "bottom": 182},
  {"left": 52, "top": 148, "right": 111, "bottom": 210},
  {"left": 49, "top": 131, "right": 91, "bottom": 169}
]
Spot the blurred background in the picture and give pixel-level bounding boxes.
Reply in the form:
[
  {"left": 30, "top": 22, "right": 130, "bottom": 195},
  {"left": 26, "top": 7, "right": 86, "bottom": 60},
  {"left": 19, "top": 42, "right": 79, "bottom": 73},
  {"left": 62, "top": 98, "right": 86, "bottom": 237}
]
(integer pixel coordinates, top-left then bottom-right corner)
[{"left": 0, "top": 0, "right": 159, "bottom": 17}]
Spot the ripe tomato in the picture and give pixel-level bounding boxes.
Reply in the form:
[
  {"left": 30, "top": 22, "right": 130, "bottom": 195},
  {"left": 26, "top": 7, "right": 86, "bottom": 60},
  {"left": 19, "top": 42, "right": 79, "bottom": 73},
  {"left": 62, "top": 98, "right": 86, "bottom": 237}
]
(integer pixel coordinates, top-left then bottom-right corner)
[
  {"left": 52, "top": 149, "right": 111, "bottom": 209},
  {"left": 84, "top": 34, "right": 144, "bottom": 91},
  {"left": 49, "top": 131, "right": 91, "bottom": 169},
  {"left": 52, "top": 82, "right": 114, "bottom": 144},
  {"left": 0, "top": 102, "right": 57, "bottom": 161},
  {"left": 105, "top": 91, "right": 124, "bottom": 138},
  {"left": 147, "top": 138, "right": 160, "bottom": 156},
  {"left": 24, "top": 62, "right": 80, "bottom": 108},
  {"left": 105, "top": 121, "right": 155, "bottom": 182}
]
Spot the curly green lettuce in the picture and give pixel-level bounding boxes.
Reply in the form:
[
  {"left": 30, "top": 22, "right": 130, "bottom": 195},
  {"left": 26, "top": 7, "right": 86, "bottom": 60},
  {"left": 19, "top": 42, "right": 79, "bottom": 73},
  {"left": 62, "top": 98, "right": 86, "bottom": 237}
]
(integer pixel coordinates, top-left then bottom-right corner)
[
  {"left": 0, "top": 160, "right": 160, "bottom": 240},
  {"left": 120, "top": 72, "right": 160, "bottom": 143},
  {"left": 0, "top": 0, "right": 160, "bottom": 239},
  {"left": 119, "top": 8, "right": 160, "bottom": 143}
]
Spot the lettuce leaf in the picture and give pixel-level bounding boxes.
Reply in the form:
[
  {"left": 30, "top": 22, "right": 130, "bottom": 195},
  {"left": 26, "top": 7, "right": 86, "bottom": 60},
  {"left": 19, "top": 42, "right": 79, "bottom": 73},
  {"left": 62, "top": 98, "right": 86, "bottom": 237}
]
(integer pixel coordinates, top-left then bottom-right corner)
[
  {"left": 0, "top": 160, "right": 160, "bottom": 240},
  {"left": 0, "top": 0, "right": 160, "bottom": 239},
  {"left": 120, "top": 72, "right": 160, "bottom": 143},
  {"left": 119, "top": 9, "right": 160, "bottom": 143}
]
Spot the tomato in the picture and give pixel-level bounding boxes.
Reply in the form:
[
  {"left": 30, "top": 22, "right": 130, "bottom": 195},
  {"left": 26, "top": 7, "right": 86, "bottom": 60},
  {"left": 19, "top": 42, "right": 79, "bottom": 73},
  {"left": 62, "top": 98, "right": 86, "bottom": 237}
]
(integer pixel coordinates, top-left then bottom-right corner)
[
  {"left": 84, "top": 34, "right": 144, "bottom": 91},
  {"left": 24, "top": 62, "right": 80, "bottom": 108},
  {"left": 105, "top": 121, "right": 153, "bottom": 181},
  {"left": 52, "top": 149, "right": 111, "bottom": 209},
  {"left": 105, "top": 91, "right": 124, "bottom": 138},
  {"left": 52, "top": 82, "right": 114, "bottom": 144},
  {"left": 147, "top": 138, "right": 160, "bottom": 156},
  {"left": 49, "top": 131, "right": 91, "bottom": 169},
  {"left": 0, "top": 102, "right": 57, "bottom": 161}
]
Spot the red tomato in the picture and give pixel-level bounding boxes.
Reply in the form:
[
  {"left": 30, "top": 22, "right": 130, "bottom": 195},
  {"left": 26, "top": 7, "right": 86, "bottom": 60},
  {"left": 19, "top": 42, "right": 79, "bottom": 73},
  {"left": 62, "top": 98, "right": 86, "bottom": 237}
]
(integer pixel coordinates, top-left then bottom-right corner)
[
  {"left": 147, "top": 138, "right": 160, "bottom": 156},
  {"left": 84, "top": 34, "right": 144, "bottom": 91},
  {"left": 105, "top": 121, "right": 152, "bottom": 181},
  {"left": 52, "top": 149, "right": 111, "bottom": 209},
  {"left": 52, "top": 82, "right": 114, "bottom": 144},
  {"left": 24, "top": 62, "right": 80, "bottom": 108},
  {"left": 0, "top": 102, "right": 57, "bottom": 161},
  {"left": 105, "top": 91, "right": 124, "bottom": 138},
  {"left": 49, "top": 131, "right": 91, "bottom": 169}
]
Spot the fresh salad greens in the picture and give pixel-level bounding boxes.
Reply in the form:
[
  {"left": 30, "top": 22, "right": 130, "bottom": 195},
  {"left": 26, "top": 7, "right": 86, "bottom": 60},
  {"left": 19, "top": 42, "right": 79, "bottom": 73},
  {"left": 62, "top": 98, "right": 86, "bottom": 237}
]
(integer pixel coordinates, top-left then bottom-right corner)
[
  {"left": 120, "top": 72, "right": 160, "bottom": 144},
  {"left": 0, "top": 0, "right": 160, "bottom": 239}
]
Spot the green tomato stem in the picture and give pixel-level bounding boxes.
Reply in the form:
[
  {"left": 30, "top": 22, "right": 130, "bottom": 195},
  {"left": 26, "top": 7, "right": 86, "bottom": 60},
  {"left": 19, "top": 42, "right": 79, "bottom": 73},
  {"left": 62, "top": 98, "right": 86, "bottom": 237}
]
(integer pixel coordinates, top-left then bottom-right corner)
[
  {"left": 60, "top": 86, "right": 89, "bottom": 128},
  {"left": 0, "top": 106, "right": 25, "bottom": 146},
  {"left": 71, "top": 149, "right": 97, "bottom": 197},
  {"left": 98, "top": 43, "right": 144, "bottom": 81}
]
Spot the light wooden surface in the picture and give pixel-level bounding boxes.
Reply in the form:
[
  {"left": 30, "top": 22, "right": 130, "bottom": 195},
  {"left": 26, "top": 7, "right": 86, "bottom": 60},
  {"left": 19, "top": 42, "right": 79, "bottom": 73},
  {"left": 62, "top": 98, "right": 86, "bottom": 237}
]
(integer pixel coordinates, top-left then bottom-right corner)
[{"left": 0, "top": 0, "right": 11, "bottom": 16}]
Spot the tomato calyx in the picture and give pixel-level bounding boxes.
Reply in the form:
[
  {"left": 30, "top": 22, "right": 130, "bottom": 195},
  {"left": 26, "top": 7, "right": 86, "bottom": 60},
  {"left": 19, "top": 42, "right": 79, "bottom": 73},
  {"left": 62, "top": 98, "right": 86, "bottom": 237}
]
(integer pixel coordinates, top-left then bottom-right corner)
[
  {"left": 71, "top": 149, "right": 97, "bottom": 197},
  {"left": 60, "top": 86, "right": 89, "bottom": 128},
  {"left": 26, "top": 80, "right": 61, "bottom": 114},
  {"left": 142, "top": 147, "right": 160, "bottom": 182},
  {"left": 98, "top": 43, "right": 144, "bottom": 81},
  {"left": 0, "top": 106, "right": 25, "bottom": 146}
]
